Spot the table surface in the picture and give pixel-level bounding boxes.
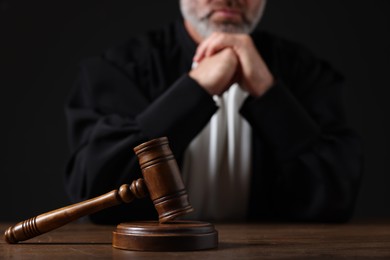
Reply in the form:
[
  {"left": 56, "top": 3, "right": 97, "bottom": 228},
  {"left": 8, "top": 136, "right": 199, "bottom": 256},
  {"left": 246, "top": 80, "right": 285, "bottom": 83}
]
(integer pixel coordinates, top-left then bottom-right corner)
[{"left": 1, "top": 220, "right": 389, "bottom": 259}]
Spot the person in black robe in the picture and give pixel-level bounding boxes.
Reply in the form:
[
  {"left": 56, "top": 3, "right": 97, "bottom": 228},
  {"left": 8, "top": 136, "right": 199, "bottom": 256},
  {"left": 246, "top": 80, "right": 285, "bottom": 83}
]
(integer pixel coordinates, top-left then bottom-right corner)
[{"left": 65, "top": 0, "right": 362, "bottom": 223}]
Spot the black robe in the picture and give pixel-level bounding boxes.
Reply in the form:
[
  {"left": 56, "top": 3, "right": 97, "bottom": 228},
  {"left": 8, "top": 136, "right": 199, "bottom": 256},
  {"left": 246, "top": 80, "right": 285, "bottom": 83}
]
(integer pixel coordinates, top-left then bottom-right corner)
[{"left": 65, "top": 21, "right": 362, "bottom": 224}]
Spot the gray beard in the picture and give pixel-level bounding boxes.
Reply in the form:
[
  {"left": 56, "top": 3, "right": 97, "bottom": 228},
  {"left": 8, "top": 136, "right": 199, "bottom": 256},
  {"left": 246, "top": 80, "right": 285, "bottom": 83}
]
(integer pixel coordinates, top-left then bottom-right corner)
[
  {"left": 188, "top": 18, "right": 252, "bottom": 39},
  {"left": 180, "top": 1, "right": 265, "bottom": 39}
]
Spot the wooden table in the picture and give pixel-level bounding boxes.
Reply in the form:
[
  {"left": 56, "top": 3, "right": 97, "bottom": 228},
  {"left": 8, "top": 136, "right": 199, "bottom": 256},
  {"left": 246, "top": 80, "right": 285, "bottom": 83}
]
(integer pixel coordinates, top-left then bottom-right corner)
[{"left": 1, "top": 220, "right": 389, "bottom": 259}]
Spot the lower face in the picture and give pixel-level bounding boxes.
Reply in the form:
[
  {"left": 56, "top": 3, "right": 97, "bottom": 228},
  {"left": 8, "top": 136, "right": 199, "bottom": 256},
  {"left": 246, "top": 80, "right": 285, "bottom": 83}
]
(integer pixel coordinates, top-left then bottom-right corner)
[{"left": 180, "top": 0, "right": 266, "bottom": 38}]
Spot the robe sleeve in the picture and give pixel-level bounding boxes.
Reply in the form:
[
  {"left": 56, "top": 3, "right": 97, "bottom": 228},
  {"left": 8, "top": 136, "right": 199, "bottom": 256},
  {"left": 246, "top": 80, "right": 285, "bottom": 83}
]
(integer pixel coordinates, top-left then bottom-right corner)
[
  {"left": 240, "top": 43, "right": 362, "bottom": 222},
  {"left": 65, "top": 56, "right": 217, "bottom": 223}
]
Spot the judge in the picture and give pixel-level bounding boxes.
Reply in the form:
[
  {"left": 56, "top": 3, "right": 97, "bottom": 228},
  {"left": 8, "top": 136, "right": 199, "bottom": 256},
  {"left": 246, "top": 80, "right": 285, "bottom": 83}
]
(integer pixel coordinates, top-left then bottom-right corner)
[{"left": 65, "top": 0, "right": 362, "bottom": 223}]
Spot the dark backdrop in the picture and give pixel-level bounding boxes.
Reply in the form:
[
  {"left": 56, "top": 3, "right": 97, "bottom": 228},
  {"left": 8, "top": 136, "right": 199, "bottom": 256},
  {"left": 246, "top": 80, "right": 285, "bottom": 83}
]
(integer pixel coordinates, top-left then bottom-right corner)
[{"left": 1, "top": 0, "right": 389, "bottom": 221}]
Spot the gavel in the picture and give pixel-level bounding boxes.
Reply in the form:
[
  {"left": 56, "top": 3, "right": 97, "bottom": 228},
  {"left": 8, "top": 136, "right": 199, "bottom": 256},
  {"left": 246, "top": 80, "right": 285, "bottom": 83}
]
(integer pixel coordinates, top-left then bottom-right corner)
[{"left": 4, "top": 137, "right": 194, "bottom": 244}]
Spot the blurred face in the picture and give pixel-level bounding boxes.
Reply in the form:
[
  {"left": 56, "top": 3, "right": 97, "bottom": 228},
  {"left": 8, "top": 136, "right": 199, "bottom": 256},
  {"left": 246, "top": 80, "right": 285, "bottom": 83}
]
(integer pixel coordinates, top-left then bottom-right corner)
[{"left": 180, "top": 0, "right": 267, "bottom": 39}]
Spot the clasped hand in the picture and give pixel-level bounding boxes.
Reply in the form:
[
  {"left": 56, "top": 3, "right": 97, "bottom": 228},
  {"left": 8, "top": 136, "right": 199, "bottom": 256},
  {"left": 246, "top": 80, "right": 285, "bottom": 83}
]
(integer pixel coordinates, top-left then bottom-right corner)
[{"left": 189, "top": 32, "right": 274, "bottom": 97}]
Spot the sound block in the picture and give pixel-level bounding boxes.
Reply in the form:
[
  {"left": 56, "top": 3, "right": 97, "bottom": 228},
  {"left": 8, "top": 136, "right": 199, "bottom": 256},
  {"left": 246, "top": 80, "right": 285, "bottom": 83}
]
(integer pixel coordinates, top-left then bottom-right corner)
[{"left": 112, "top": 220, "right": 218, "bottom": 251}]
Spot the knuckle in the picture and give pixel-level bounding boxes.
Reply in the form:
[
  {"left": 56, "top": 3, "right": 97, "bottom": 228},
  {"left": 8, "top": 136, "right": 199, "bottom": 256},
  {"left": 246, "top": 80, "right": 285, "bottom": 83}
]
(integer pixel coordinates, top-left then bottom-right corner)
[
  {"left": 225, "top": 50, "right": 238, "bottom": 63},
  {"left": 224, "top": 48, "right": 234, "bottom": 55},
  {"left": 222, "top": 48, "right": 235, "bottom": 59}
]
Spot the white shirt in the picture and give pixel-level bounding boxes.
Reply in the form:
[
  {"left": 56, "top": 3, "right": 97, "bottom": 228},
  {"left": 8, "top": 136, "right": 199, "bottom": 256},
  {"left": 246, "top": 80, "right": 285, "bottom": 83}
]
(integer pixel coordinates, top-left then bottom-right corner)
[{"left": 182, "top": 82, "right": 252, "bottom": 220}]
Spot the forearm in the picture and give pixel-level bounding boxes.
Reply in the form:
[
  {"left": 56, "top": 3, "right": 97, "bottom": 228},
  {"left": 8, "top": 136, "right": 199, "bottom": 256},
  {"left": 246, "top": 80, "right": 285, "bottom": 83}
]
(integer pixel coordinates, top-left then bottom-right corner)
[
  {"left": 65, "top": 62, "right": 217, "bottom": 203},
  {"left": 136, "top": 74, "right": 218, "bottom": 156},
  {"left": 241, "top": 82, "right": 321, "bottom": 161}
]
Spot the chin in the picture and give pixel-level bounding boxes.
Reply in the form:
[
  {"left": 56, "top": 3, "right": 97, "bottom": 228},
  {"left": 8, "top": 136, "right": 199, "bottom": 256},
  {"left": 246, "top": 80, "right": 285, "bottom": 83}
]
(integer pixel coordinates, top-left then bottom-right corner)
[{"left": 210, "top": 22, "right": 249, "bottom": 34}]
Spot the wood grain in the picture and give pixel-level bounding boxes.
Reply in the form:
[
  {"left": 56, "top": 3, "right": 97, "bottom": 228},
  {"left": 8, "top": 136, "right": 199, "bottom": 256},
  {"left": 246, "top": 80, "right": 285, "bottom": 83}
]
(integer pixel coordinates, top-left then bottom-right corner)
[
  {"left": 112, "top": 221, "right": 218, "bottom": 251},
  {"left": 1, "top": 220, "right": 389, "bottom": 259}
]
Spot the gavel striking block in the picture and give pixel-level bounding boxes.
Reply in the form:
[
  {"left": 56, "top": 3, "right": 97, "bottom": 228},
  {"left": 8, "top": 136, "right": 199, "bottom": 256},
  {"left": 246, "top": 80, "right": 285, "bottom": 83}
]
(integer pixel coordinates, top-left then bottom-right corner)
[{"left": 5, "top": 137, "right": 214, "bottom": 243}]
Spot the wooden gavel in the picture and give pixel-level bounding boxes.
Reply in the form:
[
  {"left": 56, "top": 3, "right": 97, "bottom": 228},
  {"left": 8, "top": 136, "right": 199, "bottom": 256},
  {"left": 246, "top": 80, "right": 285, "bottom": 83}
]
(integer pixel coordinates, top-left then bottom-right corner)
[{"left": 4, "top": 137, "right": 194, "bottom": 244}]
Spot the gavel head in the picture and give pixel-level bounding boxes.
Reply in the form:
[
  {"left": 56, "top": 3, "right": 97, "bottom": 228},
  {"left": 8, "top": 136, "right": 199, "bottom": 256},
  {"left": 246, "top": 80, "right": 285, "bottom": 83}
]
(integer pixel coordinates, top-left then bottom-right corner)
[{"left": 134, "top": 137, "right": 194, "bottom": 223}]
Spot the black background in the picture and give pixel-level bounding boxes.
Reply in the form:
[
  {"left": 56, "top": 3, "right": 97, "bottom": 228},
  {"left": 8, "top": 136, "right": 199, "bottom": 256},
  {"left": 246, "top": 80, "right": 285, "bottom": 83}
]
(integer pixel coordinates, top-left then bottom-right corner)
[{"left": 1, "top": 0, "right": 389, "bottom": 221}]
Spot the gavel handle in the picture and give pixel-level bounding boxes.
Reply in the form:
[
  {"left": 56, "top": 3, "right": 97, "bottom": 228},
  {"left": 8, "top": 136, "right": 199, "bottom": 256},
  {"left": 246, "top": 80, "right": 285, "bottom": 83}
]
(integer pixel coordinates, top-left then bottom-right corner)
[{"left": 4, "top": 180, "right": 147, "bottom": 244}]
